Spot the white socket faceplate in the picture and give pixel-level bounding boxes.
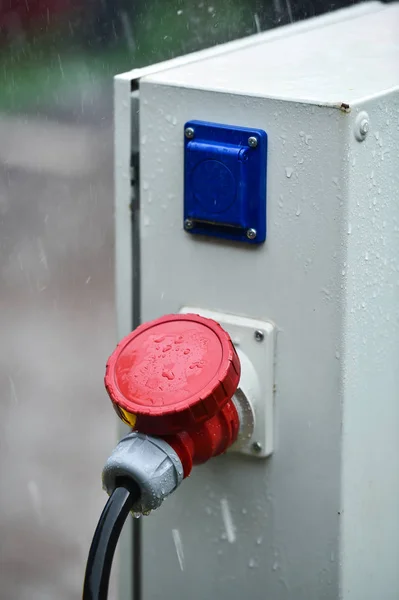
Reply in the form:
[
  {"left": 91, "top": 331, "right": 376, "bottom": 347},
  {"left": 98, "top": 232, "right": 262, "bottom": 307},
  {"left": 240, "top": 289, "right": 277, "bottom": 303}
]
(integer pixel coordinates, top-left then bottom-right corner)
[{"left": 180, "top": 307, "right": 275, "bottom": 458}]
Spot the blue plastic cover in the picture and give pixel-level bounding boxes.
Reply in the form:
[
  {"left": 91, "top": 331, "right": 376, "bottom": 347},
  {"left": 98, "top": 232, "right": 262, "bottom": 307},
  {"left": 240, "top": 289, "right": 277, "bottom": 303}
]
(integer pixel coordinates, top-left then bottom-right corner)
[{"left": 184, "top": 120, "right": 267, "bottom": 244}]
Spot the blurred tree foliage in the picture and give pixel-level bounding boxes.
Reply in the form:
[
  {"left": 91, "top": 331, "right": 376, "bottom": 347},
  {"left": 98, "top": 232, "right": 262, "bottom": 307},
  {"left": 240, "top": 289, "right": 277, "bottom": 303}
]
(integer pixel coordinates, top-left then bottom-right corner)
[{"left": 76, "top": 0, "right": 358, "bottom": 57}]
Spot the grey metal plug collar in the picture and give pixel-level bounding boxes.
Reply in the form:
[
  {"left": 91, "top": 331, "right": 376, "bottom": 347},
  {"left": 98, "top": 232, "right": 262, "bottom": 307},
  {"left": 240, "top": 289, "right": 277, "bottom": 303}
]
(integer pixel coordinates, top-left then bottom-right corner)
[{"left": 102, "top": 432, "right": 184, "bottom": 514}]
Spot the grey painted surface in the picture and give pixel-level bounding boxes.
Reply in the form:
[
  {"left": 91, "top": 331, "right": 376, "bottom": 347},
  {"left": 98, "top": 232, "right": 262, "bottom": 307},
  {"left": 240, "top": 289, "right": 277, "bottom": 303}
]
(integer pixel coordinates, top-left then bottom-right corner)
[
  {"left": 138, "top": 85, "right": 344, "bottom": 600},
  {"left": 114, "top": 74, "right": 136, "bottom": 600},
  {"left": 341, "top": 90, "right": 399, "bottom": 598},
  {"left": 0, "top": 112, "right": 117, "bottom": 600}
]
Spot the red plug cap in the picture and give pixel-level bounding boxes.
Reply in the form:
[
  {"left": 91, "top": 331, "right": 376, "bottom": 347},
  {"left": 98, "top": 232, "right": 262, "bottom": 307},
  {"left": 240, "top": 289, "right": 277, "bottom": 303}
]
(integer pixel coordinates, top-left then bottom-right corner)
[{"left": 105, "top": 314, "right": 240, "bottom": 436}]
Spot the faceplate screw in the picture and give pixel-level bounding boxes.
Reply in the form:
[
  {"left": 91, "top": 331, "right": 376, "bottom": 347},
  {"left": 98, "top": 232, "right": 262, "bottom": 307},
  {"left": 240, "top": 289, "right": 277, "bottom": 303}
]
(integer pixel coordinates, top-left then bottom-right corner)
[
  {"left": 248, "top": 136, "right": 258, "bottom": 148},
  {"left": 184, "top": 218, "right": 194, "bottom": 230},
  {"left": 254, "top": 330, "right": 264, "bottom": 342},
  {"left": 185, "top": 127, "right": 195, "bottom": 139},
  {"left": 252, "top": 441, "right": 262, "bottom": 454},
  {"left": 359, "top": 119, "right": 369, "bottom": 135},
  {"left": 246, "top": 228, "right": 257, "bottom": 240}
]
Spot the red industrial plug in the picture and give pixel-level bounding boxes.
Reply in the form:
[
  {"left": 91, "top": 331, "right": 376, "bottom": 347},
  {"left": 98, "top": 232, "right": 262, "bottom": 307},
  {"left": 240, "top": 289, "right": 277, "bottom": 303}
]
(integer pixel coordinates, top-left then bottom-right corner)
[
  {"left": 84, "top": 314, "right": 243, "bottom": 600},
  {"left": 105, "top": 313, "right": 241, "bottom": 478}
]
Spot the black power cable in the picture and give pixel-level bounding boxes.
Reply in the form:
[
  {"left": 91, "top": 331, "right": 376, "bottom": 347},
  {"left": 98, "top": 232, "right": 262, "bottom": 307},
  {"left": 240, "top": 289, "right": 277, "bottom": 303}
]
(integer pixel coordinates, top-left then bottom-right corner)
[{"left": 83, "top": 478, "right": 141, "bottom": 600}]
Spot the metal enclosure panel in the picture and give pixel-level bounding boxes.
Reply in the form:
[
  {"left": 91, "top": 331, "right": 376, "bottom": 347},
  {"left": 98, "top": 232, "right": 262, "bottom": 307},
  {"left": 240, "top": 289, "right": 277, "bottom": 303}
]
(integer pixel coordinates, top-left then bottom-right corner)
[
  {"left": 139, "top": 83, "right": 346, "bottom": 600},
  {"left": 341, "top": 91, "right": 399, "bottom": 598},
  {"left": 115, "top": 74, "right": 134, "bottom": 342},
  {"left": 114, "top": 4, "right": 399, "bottom": 599}
]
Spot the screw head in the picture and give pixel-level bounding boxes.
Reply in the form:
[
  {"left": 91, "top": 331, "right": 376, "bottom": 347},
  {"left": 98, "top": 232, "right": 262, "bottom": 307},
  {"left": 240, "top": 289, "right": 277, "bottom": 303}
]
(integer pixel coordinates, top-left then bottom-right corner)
[
  {"left": 185, "top": 127, "right": 195, "bottom": 139},
  {"left": 252, "top": 441, "right": 262, "bottom": 454},
  {"left": 254, "top": 330, "right": 264, "bottom": 342},
  {"left": 184, "top": 218, "right": 194, "bottom": 230},
  {"left": 359, "top": 119, "right": 369, "bottom": 135},
  {"left": 354, "top": 111, "right": 370, "bottom": 142},
  {"left": 248, "top": 136, "right": 258, "bottom": 148},
  {"left": 246, "top": 228, "right": 257, "bottom": 240}
]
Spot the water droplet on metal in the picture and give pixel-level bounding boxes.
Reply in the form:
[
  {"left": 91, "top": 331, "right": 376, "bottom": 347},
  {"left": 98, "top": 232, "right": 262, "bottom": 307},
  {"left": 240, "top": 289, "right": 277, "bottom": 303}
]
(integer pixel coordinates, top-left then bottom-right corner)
[{"left": 285, "top": 166, "right": 293, "bottom": 178}]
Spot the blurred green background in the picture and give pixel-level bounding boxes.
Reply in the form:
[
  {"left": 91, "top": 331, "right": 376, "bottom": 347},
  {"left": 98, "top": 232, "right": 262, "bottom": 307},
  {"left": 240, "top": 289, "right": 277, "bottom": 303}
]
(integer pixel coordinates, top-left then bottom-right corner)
[{"left": 0, "top": 0, "right": 360, "bottom": 113}]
